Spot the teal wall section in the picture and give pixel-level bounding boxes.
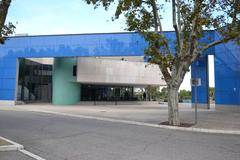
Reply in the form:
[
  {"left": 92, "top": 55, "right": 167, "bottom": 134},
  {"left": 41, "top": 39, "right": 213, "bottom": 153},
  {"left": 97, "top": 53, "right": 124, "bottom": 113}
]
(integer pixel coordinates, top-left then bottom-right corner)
[{"left": 52, "top": 57, "right": 81, "bottom": 105}]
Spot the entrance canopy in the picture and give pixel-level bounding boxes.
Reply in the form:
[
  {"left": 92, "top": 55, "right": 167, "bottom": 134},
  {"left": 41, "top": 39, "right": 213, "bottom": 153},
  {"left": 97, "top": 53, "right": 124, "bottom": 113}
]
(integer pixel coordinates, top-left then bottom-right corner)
[{"left": 77, "top": 57, "right": 165, "bottom": 86}]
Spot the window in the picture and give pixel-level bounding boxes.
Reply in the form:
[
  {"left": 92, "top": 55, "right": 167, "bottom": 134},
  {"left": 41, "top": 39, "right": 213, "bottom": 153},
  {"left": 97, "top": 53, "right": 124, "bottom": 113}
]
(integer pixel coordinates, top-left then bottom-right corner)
[{"left": 73, "top": 65, "right": 77, "bottom": 76}]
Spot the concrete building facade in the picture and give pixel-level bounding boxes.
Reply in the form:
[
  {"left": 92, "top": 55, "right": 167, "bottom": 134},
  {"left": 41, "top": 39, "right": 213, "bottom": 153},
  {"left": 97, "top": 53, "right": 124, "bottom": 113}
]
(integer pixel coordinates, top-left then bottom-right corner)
[{"left": 0, "top": 32, "right": 239, "bottom": 110}]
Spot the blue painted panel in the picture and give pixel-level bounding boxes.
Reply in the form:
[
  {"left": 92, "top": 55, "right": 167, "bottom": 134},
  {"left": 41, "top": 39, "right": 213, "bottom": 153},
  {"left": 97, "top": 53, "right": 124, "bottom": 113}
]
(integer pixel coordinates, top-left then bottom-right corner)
[
  {"left": 191, "top": 57, "right": 209, "bottom": 104},
  {"left": 0, "top": 79, "right": 16, "bottom": 90},
  {"left": 1, "top": 69, "right": 16, "bottom": 78},
  {"left": 200, "top": 31, "right": 215, "bottom": 56},
  {"left": 0, "top": 89, "right": 15, "bottom": 100},
  {"left": 1, "top": 33, "right": 149, "bottom": 59},
  {"left": 214, "top": 32, "right": 240, "bottom": 106}
]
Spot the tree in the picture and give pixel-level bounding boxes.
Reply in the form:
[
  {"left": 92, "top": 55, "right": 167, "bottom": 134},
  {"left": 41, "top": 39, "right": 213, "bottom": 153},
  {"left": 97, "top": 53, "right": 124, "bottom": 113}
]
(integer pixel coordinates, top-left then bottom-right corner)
[
  {"left": 85, "top": 0, "right": 240, "bottom": 125},
  {"left": 0, "top": 0, "right": 14, "bottom": 44},
  {"left": 146, "top": 86, "right": 160, "bottom": 101},
  {"left": 209, "top": 87, "right": 215, "bottom": 101},
  {"left": 178, "top": 90, "right": 191, "bottom": 102},
  {"left": 159, "top": 87, "right": 168, "bottom": 101}
]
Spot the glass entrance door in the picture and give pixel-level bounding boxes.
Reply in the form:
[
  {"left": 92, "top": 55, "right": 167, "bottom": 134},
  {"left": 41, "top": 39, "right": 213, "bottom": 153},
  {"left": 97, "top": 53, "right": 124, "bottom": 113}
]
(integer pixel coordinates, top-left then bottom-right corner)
[{"left": 17, "top": 58, "right": 52, "bottom": 103}]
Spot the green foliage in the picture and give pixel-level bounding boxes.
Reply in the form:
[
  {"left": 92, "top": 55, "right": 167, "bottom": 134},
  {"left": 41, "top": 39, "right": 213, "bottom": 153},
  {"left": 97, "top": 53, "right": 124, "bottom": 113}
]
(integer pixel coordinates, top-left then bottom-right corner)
[
  {"left": 155, "top": 88, "right": 192, "bottom": 102},
  {"left": 84, "top": 0, "right": 239, "bottom": 125},
  {"left": 84, "top": 0, "right": 239, "bottom": 87},
  {"left": 0, "top": 22, "right": 15, "bottom": 44},
  {"left": 178, "top": 90, "right": 191, "bottom": 102},
  {"left": 158, "top": 87, "right": 168, "bottom": 101},
  {"left": 145, "top": 86, "right": 160, "bottom": 101},
  {"left": 209, "top": 87, "right": 215, "bottom": 100}
]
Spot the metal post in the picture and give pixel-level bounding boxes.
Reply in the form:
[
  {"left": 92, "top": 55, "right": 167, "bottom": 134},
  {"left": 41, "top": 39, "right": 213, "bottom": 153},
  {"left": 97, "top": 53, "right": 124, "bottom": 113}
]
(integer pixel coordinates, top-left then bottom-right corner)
[
  {"left": 115, "top": 88, "right": 117, "bottom": 105},
  {"left": 94, "top": 88, "right": 96, "bottom": 105},
  {"left": 194, "top": 85, "right": 198, "bottom": 124}
]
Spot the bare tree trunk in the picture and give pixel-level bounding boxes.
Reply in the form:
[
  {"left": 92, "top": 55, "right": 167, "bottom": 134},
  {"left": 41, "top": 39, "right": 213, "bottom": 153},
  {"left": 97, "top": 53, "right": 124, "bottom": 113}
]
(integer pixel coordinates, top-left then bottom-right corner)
[
  {"left": 168, "top": 86, "right": 180, "bottom": 126},
  {"left": 0, "top": 0, "right": 11, "bottom": 28}
]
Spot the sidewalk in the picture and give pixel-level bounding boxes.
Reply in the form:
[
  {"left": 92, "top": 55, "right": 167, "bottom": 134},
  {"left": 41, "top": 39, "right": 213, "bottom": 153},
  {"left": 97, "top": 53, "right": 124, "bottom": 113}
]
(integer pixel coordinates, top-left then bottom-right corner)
[{"left": 1, "top": 103, "right": 240, "bottom": 134}]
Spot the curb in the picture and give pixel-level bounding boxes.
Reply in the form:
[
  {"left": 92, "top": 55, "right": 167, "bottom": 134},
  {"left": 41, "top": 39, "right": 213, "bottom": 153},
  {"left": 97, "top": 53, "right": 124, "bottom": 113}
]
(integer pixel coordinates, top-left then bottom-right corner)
[
  {"left": 0, "top": 136, "right": 46, "bottom": 160},
  {"left": 0, "top": 136, "right": 24, "bottom": 151},
  {"left": 24, "top": 109, "right": 240, "bottom": 135}
]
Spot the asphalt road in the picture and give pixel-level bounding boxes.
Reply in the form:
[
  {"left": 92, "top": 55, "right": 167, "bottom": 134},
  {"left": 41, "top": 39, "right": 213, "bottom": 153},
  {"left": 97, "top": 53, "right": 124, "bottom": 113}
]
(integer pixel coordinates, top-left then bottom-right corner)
[
  {"left": 0, "top": 151, "right": 35, "bottom": 160},
  {"left": 0, "top": 110, "right": 239, "bottom": 160}
]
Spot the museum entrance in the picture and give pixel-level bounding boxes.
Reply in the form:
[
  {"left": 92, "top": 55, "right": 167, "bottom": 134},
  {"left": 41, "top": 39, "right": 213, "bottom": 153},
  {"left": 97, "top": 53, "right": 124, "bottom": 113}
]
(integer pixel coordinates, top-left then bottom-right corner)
[
  {"left": 81, "top": 85, "right": 137, "bottom": 101},
  {"left": 17, "top": 58, "right": 53, "bottom": 103}
]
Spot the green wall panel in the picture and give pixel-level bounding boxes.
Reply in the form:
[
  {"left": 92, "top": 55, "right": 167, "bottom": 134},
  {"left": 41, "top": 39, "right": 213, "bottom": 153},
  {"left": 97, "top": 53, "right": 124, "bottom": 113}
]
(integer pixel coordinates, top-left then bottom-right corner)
[{"left": 52, "top": 57, "right": 81, "bottom": 105}]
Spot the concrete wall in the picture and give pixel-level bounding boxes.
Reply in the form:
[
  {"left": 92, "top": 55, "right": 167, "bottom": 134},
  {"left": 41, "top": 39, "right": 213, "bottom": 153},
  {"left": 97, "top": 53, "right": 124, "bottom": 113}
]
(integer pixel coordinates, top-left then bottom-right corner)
[
  {"left": 77, "top": 57, "right": 166, "bottom": 86},
  {"left": 27, "top": 58, "right": 53, "bottom": 65},
  {"left": 97, "top": 56, "right": 145, "bottom": 62}
]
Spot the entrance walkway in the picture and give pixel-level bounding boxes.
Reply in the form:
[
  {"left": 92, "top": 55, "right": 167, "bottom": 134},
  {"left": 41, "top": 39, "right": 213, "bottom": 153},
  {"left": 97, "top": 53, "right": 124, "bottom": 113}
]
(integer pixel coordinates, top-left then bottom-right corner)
[{"left": 1, "top": 103, "right": 240, "bottom": 133}]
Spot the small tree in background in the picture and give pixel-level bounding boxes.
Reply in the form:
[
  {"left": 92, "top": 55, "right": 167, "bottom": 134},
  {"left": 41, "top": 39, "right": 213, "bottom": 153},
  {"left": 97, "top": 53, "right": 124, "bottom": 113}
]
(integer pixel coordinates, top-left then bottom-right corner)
[
  {"left": 178, "top": 90, "right": 191, "bottom": 102},
  {"left": 0, "top": 0, "right": 15, "bottom": 44},
  {"left": 159, "top": 87, "right": 168, "bottom": 102},
  {"left": 85, "top": 0, "right": 240, "bottom": 125},
  {"left": 209, "top": 87, "right": 215, "bottom": 101}
]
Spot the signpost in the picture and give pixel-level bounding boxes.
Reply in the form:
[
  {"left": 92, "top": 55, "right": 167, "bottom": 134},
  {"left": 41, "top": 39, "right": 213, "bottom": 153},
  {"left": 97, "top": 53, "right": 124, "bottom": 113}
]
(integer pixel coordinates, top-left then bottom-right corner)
[{"left": 191, "top": 78, "right": 201, "bottom": 125}]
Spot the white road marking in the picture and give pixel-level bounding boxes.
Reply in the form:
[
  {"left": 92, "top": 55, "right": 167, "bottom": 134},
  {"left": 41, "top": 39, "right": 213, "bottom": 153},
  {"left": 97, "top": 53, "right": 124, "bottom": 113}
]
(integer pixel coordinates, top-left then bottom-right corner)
[
  {"left": 19, "top": 149, "right": 46, "bottom": 160},
  {"left": 0, "top": 136, "right": 46, "bottom": 160},
  {"left": 0, "top": 136, "right": 23, "bottom": 151}
]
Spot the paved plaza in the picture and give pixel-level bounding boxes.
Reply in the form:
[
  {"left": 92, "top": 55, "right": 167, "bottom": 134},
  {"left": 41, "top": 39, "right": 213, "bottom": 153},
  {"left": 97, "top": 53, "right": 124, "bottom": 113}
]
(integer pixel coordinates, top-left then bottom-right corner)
[{"left": 2, "top": 102, "right": 239, "bottom": 132}]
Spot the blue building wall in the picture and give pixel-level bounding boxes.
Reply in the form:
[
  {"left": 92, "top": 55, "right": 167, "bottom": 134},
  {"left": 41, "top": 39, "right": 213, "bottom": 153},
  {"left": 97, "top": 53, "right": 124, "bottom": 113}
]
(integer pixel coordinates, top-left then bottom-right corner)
[
  {"left": 191, "top": 31, "right": 215, "bottom": 106},
  {"left": 0, "top": 31, "right": 239, "bottom": 107},
  {"left": 191, "top": 31, "right": 240, "bottom": 107},
  {"left": 0, "top": 33, "right": 145, "bottom": 101},
  {"left": 214, "top": 32, "right": 240, "bottom": 105},
  {"left": 191, "top": 57, "right": 209, "bottom": 105},
  {"left": 0, "top": 56, "right": 17, "bottom": 100},
  {"left": 0, "top": 32, "right": 176, "bottom": 102}
]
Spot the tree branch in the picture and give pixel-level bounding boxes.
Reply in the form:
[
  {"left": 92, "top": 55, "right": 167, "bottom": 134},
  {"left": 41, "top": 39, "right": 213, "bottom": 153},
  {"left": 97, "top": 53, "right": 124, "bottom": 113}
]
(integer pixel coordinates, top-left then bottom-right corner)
[
  {"left": 202, "top": 37, "right": 232, "bottom": 50},
  {"left": 188, "top": 0, "right": 202, "bottom": 55},
  {"left": 151, "top": 0, "right": 162, "bottom": 32},
  {"left": 0, "top": 0, "right": 11, "bottom": 29},
  {"left": 0, "top": 0, "right": 12, "bottom": 43},
  {"left": 159, "top": 64, "right": 172, "bottom": 83},
  {"left": 231, "top": 0, "right": 239, "bottom": 25},
  {"left": 176, "top": 0, "right": 181, "bottom": 31},
  {"left": 150, "top": 0, "right": 171, "bottom": 55},
  {"left": 172, "top": 0, "right": 181, "bottom": 53}
]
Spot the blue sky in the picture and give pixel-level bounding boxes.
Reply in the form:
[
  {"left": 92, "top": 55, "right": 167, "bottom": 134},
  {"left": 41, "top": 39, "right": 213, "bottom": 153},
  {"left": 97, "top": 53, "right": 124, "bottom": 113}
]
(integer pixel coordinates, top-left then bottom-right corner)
[
  {"left": 7, "top": 0, "right": 174, "bottom": 35},
  {"left": 7, "top": 0, "right": 126, "bottom": 34},
  {"left": 6, "top": 0, "right": 215, "bottom": 90}
]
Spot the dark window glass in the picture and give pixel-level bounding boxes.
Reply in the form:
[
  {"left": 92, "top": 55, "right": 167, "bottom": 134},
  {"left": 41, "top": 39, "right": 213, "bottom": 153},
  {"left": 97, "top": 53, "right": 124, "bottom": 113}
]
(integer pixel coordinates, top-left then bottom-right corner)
[
  {"left": 73, "top": 65, "right": 77, "bottom": 76},
  {"left": 81, "top": 84, "right": 136, "bottom": 101},
  {"left": 17, "top": 58, "right": 52, "bottom": 103}
]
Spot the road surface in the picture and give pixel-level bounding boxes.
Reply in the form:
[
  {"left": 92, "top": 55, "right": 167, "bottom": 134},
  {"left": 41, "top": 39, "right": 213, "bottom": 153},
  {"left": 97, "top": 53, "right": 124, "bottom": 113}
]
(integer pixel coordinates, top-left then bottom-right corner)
[{"left": 0, "top": 110, "right": 239, "bottom": 160}]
